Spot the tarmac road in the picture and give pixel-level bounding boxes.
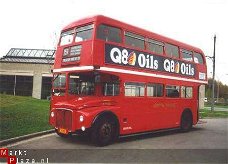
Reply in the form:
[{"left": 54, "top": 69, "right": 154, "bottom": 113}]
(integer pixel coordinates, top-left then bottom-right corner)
[
  {"left": 205, "top": 106, "right": 228, "bottom": 111},
  {"left": 3, "top": 118, "right": 228, "bottom": 163}
]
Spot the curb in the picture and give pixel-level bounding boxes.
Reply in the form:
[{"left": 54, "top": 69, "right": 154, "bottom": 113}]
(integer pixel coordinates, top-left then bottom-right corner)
[{"left": 0, "top": 129, "right": 55, "bottom": 147}]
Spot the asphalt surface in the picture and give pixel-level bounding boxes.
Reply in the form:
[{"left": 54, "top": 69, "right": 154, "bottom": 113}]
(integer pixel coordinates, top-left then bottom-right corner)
[
  {"left": 205, "top": 106, "right": 228, "bottom": 111},
  {"left": 3, "top": 118, "right": 228, "bottom": 163}
]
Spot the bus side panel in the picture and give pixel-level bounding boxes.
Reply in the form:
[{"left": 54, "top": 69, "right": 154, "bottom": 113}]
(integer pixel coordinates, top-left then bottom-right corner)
[{"left": 120, "top": 97, "right": 167, "bottom": 134}]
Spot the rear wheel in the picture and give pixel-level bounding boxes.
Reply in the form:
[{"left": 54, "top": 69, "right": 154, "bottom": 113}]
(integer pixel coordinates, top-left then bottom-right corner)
[
  {"left": 180, "top": 110, "right": 193, "bottom": 132},
  {"left": 91, "top": 118, "right": 117, "bottom": 146}
]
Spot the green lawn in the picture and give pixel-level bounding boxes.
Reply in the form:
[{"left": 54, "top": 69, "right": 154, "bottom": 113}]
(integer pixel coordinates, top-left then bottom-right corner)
[
  {"left": 0, "top": 94, "right": 52, "bottom": 140},
  {"left": 199, "top": 109, "right": 228, "bottom": 118}
]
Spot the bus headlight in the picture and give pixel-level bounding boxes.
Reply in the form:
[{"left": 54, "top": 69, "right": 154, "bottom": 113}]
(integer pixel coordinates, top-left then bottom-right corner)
[
  {"left": 51, "top": 111, "right": 55, "bottom": 117},
  {"left": 81, "top": 126, "right": 85, "bottom": 131},
  {"left": 79, "top": 115, "right": 84, "bottom": 122}
]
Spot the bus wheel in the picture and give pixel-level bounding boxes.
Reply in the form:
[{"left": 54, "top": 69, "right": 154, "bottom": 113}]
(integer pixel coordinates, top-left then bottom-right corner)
[
  {"left": 91, "top": 118, "right": 117, "bottom": 146},
  {"left": 180, "top": 110, "right": 193, "bottom": 132},
  {"left": 55, "top": 129, "right": 69, "bottom": 138}
]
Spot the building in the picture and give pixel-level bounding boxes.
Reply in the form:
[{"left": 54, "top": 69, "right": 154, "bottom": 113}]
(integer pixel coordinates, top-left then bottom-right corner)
[{"left": 0, "top": 48, "right": 55, "bottom": 99}]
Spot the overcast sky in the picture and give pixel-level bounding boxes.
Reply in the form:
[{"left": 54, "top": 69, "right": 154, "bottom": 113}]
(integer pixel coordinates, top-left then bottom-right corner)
[{"left": 0, "top": 0, "right": 227, "bottom": 84}]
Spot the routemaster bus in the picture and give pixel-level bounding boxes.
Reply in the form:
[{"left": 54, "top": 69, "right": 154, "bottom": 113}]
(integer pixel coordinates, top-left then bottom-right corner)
[{"left": 49, "top": 15, "right": 207, "bottom": 146}]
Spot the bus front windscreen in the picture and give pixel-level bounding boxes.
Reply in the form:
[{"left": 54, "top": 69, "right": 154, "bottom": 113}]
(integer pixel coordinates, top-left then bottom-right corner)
[
  {"left": 53, "top": 73, "right": 66, "bottom": 96},
  {"left": 60, "top": 30, "right": 74, "bottom": 46},
  {"left": 60, "top": 24, "right": 94, "bottom": 46}
]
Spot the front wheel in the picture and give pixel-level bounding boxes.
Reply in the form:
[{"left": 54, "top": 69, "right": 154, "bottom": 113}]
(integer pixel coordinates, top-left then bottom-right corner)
[
  {"left": 180, "top": 111, "right": 193, "bottom": 132},
  {"left": 91, "top": 118, "right": 117, "bottom": 146}
]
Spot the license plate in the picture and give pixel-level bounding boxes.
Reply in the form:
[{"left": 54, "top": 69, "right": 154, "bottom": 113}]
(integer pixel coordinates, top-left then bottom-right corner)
[{"left": 59, "top": 128, "right": 68, "bottom": 134}]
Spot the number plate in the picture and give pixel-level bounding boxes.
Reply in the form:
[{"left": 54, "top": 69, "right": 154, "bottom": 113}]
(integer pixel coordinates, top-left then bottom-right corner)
[{"left": 59, "top": 128, "right": 68, "bottom": 134}]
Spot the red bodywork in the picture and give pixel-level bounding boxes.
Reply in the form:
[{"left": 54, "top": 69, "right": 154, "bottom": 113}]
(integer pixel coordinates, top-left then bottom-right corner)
[{"left": 49, "top": 15, "right": 207, "bottom": 136}]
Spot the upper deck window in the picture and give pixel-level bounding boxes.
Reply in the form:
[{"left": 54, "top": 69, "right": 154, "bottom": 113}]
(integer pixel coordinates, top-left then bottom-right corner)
[
  {"left": 96, "top": 24, "right": 122, "bottom": 43},
  {"left": 194, "top": 52, "right": 204, "bottom": 64},
  {"left": 125, "top": 32, "right": 145, "bottom": 50},
  {"left": 181, "top": 49, "right": 193, "bottom": 62},
  {"left": 60, "top": 30, "right": 74, "bottom": 46},
  {"left": 75, "top": 24, "right": 94, "bottom": 42},
  {"left": 165, "top": 43, "right": 179, "bottom": 58},
  {"left": 147, "top": 39, "right": 164, "bottom": 55}
]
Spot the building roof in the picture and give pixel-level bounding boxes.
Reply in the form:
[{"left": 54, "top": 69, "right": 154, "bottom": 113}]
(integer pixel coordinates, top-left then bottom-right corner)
[{"left": 0, "top": 48, "right": 56, "bottom": 64}]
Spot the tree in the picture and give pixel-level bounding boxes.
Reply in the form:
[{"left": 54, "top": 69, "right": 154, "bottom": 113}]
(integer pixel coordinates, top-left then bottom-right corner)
[{"left": 205, "top": 78, "right": 228, "bottom": 102}]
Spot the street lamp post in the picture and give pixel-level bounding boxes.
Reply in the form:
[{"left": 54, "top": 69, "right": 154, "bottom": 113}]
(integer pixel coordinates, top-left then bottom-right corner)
[
  {"left": 211, "top": 35, "right": 216, "bottom": 111},
  {"left": 217, "top": 81, "right": 219, "bottom": 103}
]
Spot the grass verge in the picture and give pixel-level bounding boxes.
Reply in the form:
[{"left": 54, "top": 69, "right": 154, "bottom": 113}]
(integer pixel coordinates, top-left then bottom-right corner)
[
  {"left": 199, "top": 109, "right": 228, "bottom": 118},
  {"left": 0, "top": 94, "right": 52, "bottom": 140},
  {"left": 205, "top": 104, "right": 228, "bottom": 109}
]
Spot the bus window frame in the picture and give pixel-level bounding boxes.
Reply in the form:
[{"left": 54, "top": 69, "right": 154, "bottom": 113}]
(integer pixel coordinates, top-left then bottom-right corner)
[
  {"left": 124, "top": 82, "right": 146, "bottom": 97},
  {"left": 146, "top": 38, "right": 165, "bottom": 55},
  {"left": 181, "top": 86, "right": 193, "bottom": 99},
  {"left": 74, "top": 23, "right": 94, "bottom": 43},
  {"left": 164, "top": 43, "right": 180, "bottom": 59},
  {"left": 180, "top": 48, "right": 194, "bottom": 62},
  {"left": 165, "top": 85, "right": 180, "bottom": 98},
  {"left": 59, "top": 29, "right": 75, "bottom": 46},
  {"left": 103, "top": 82, "right": 120, "bottom": 96},
  {"left": 124, "top": 31, "right": 146, "bottom": 50},
  {"left": 68, "top": 72, "right": 95, "bottom": 96},
  {"left": 193, "top": 52, "right": 204, "bottom": 64},
  {"left": 146, "top": 83, "right": 164, "bottom": 98},
  {"left": 96, "top": 23, "right": 123, "bottom": 44},
  {"left": 52, "top": 73, "right": 67, "bottom": 96}
]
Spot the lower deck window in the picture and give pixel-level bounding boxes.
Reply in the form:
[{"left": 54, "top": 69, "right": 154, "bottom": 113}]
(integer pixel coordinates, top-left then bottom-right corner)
[
  {"left": 104, "top": 83, "right": 120, "bottom": 96},
  {"left": 68, "top": 74, "right": 95, "bottom": 95},
  {"left": 147, "top": 83, "right": 163, "bottom": 97},
  {"left": 166, "top": 85, "right": 180, "bottom": 98},
  {"left": 125, "top": 82, "right": 145, "bottom": 97},
  {"left": 181, "top": 86, "right": 193, "bottom": 98}
]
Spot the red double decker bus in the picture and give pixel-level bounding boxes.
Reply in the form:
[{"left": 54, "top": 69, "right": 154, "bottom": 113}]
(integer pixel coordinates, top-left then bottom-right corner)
[{"left": 49, "top": 15, "right": 207, "bottom": 146}]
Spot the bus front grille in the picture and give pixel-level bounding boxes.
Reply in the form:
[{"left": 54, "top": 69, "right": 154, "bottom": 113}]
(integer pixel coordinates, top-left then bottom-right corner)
[{"left": 56, "top": 109, "right": 72, "bottom": 131}]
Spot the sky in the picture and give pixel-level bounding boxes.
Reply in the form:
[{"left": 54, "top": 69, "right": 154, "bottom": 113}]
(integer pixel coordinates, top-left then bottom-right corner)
[{"left": 0, "top": 0, "right": 228, "bottom": 84}]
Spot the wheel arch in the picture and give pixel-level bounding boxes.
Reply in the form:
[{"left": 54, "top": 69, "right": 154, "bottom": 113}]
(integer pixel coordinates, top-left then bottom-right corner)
[
  {"left": 181, "top": 108, "right": 193, "bottom": 119},
  {"left": 92, "top": 110, "right": 120, "bottom": 130},
  {"left": 180, "top": 108, "right": 193, "bottom": 132}
]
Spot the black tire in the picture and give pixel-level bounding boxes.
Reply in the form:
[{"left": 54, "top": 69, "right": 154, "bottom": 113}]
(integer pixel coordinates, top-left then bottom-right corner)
[
  {"left": 180, "top": 110, "right": 193, "bottom": 132},
  {"left": 55, "top": 129, "right": 69, "bottom": 138},
  {"left": 91, "top": 117, "right": 117, "bottom": 146}
]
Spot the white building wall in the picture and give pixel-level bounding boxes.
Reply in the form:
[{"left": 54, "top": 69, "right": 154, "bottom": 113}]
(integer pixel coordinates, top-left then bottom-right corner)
[{"left": 0, "top": 62, "right": 53, "bottom": 99}]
